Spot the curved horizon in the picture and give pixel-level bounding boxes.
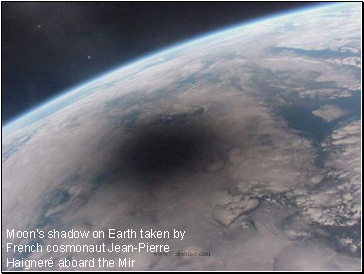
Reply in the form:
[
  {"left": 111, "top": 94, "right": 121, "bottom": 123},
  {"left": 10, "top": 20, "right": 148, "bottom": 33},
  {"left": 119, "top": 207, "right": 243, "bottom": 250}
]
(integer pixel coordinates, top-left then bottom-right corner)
[{"left": 2, "top": 2, "right": 349, "bottom": 131}]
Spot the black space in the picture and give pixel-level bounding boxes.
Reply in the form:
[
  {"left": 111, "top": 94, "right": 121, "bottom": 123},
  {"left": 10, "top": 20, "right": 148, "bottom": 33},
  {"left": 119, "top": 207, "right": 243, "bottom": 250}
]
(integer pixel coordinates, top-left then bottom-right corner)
[{"left": 1, "top": 2, "right": 319, "bottom": 124}]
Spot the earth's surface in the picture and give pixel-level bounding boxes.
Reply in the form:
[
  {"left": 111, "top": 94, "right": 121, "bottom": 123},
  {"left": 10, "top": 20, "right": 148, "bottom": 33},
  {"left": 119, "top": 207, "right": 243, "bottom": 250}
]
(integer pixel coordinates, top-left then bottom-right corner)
[{"left": 2, "top": 3, "right": 362, "bottom": 271}]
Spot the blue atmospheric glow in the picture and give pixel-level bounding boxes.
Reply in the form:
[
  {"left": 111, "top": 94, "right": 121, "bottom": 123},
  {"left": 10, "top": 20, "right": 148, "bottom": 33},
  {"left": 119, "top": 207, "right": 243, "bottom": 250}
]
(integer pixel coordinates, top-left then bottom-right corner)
[{"left": 2, "top": 2, "right": 351, "bottom": 132}]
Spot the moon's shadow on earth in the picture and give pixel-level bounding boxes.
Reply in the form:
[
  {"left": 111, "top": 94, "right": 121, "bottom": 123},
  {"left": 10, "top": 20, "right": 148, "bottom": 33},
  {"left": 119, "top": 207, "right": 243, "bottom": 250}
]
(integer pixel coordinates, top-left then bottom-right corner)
[{"left": 112, "top": 114, "right": 229, "bottom": 188}]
